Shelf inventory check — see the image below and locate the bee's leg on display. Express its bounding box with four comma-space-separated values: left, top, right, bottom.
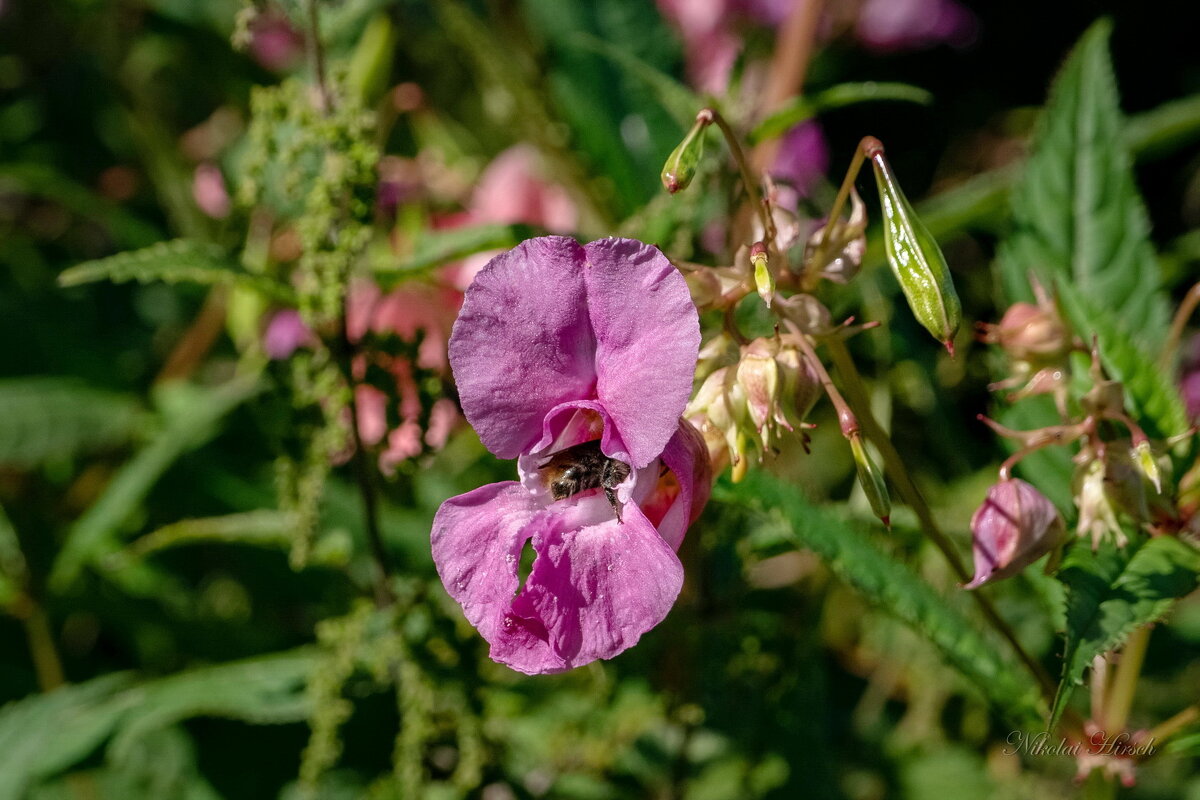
604, 486, 623, 523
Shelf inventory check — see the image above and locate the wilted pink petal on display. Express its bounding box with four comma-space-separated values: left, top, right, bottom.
966, 478, 1065, 589
263, 310, 314, 359
193, 163, 230, 219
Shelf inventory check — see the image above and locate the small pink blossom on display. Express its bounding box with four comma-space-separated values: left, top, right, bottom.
263, 310, 314, 359
854, 0, 977, 53
193, 163, 231, 219
248, 12, 304, 72
432, 236, 710, 673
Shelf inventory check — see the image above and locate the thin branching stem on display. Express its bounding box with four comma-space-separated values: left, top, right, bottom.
821, 336, 1062, 707
702, 108, 777, 249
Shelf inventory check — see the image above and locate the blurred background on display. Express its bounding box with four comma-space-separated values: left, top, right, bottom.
0, 0, 1198, 798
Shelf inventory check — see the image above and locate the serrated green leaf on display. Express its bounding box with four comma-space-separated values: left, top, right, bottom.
1049, 535, 1200, 732
125, 510, 299, 558
1055, 282, 1189, 440
0, 652, 314, 799
58, 239, 293, 301
0, 673, 137, 800
50, 376, 262, 591
750, 82, 934, 144
106, 649, 316, 761
0, 378, 146, 470
999, 19, 1169, 349
720, 472, 1043, 726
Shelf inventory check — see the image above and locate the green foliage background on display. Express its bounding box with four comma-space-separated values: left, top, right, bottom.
1, 1, 1199, 798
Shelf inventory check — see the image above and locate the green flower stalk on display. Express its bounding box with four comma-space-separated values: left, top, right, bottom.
864, 137, 962, 355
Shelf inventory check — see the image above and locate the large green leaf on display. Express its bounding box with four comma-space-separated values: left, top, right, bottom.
1049, 535, 1200, 732
998, 19, 1169, 348
0, 674, 137, 800
58, 239, 294, 301
50, 377, 262, 591
0, 651, 315, 800
0, 379, 146, 470
720, 472, 1043, 726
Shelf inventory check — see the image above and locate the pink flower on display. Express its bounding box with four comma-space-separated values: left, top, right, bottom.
432, 236, 710, 673
263, 309, 314, 359
854, 0, 977, 53
193, 163, 231, 219
770, 120, 830, 200
966, 478, 1066, 589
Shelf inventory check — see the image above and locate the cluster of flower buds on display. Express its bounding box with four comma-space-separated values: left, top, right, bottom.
686, 336, 820, 480
974, 336, 1171, 580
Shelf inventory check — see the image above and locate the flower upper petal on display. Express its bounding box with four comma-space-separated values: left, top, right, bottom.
583, 238, 700, 468
448, 237, 597, 459
490, 499, 684, 674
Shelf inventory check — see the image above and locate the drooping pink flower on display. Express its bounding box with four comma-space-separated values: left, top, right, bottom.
966, 478, 1066, 589
432, 236, 710, 674
770, 120, 830, 201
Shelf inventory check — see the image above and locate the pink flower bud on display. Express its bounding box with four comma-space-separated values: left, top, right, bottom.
966, 479, 1065, 589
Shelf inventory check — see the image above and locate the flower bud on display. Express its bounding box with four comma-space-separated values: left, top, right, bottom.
966, 478, 1066, 589
980, 301, 1070, 363
775, 292, 834, 335
736, 338, 779, 440
661, 111, 711, 194
775, 346, 821, 431
865, 137, 961, 355
849, 433, 890, 526
750, 241, 774, 307
1131, 439, 1161, 494
1073, 458, 1128, 549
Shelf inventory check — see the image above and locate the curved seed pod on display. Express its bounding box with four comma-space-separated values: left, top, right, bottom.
866, 138, 962, 355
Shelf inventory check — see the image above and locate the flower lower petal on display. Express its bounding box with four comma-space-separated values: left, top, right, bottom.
489, 500, 683, 674
431, 482, 540, 643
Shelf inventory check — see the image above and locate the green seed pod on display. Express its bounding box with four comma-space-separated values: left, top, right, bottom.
866, 138, 962, 355
661, 112, 711, 194
849, 433, 891, 527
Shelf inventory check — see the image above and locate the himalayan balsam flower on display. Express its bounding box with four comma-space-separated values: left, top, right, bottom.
966, 478, 1066, 588
432, 236, 710, 674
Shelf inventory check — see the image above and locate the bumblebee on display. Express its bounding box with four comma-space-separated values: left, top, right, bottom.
537, 439, 631, 522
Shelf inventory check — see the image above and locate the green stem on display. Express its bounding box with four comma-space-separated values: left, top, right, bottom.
13, 593, 65, 691
809, 141, 868, 270
703, 108, 776, 249
1138, 703, 1199, 761
822, 336, 1061, 707
1104, 625, 1150, 735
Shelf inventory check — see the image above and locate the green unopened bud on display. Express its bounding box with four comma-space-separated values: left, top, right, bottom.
849, 433, 891, 527
1131, 438, 1162, 494
865, 137, 962, 355
750, 241, 773, 307
661, 110, 712, 194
